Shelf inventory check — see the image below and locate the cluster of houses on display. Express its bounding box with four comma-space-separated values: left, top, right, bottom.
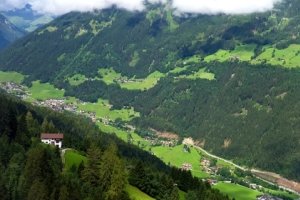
144, 136, 178, 147
35, 99, 77, 112
181, 163, 192, 171
256, 194, 283, 200
0, 82, 28, 99
200, 158, 219, 175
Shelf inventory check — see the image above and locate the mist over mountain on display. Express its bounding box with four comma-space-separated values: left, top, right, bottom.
1, 0, 280, 15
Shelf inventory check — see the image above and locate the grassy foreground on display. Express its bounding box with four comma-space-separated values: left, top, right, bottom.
213, 182, 262, 200
126, 185, 155, 200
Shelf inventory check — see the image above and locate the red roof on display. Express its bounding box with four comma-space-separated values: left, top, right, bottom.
41, 133, 64, 139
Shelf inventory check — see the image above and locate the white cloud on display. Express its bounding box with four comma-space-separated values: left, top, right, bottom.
172, 0, 281, 14
0, 0, 281, 15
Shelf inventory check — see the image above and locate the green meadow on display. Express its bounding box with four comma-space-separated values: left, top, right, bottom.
169, 66, 188, 74
0, 71, 25, 84
78, 98, 139, 122
64, 150, 87, 170
98, 68, 165, 90
179, 190, 186, 200
97, 122, 150, 148
29, 81, 65, 100
252, 44, 300, 68
126, 185, 155, 200
204, 44, 256, 62
67, 74, 87, 86
179, 68, 215, 81
213, 182, 262, 200
98, 68, 122, 85
120, 71, 165, 90
151, 144, 209, 178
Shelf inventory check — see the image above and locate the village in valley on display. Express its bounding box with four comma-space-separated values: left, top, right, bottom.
0, 81, 298, 200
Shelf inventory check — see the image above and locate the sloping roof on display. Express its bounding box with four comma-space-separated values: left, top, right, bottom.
41, 133, 64, 139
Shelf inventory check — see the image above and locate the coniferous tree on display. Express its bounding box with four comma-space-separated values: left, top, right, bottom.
99, 144, 127, 200
81, 145, 102, 199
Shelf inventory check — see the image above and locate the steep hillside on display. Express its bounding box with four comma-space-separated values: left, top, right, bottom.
0, 91, 229, 200
0, 14, 24, 49
1, 0, 300, 181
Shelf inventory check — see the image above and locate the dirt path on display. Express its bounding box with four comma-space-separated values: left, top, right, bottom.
194, 145, 246, 170
61, 148, 72, 164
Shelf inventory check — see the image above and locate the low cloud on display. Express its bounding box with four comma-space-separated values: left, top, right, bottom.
0, 0, 281, 15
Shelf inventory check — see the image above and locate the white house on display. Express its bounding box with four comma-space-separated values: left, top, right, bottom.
41, 133, 64, 148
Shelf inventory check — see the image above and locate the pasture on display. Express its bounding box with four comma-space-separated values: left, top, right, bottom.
67, 74, 87, 86
64, 150, 87, 170
252, 44, 300, 68
204, 44, 256, 62
78, 98, 139, 122
213, 182, 262, 200
29, 81, 64, 100
126, 185, 155, 200
151, 144, 209, 178
0, 71, 25, 84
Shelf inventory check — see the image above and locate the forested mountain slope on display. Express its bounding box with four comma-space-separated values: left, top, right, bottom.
1, 0, 300, 181
0, 14, 24, 49
0, 91, 228, 200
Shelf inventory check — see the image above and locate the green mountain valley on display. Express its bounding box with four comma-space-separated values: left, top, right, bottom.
1, 0, 300, 199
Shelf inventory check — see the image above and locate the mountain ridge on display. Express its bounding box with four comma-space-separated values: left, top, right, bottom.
0, 14, 25, 49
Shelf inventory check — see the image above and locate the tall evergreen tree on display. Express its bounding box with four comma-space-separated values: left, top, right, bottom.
99, 144, 127, 200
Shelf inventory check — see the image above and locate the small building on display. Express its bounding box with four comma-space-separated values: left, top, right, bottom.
41, 133, 64, 148
181, 163, 192, 171
257, 194, 283, 200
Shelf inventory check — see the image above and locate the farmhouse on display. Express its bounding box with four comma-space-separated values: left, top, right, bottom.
41, 133, 64, 148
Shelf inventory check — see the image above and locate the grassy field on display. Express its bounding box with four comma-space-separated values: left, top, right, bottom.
179, 190, 186, 200
67, 74, 87, 86
266, 188, 299, 199
78, 98, 139, 122
98, 68, 165, 90
97, 122, 150, 148
120, 71, 165, 90
252, 44, 300, 68
213, 182, 262, 200
180, 68, 215, 81
204, 44, 256, 63
29, 81, 64, 100
98, 68, 122, 85
0, 71, 25, 84
151, 145, 209, 178
126, 185, 155, 200
169, 66, 188, 74
64, 150, 87, 170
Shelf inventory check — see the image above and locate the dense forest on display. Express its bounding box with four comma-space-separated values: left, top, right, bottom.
0, 91, 229, 200
1, 0, 300, 183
